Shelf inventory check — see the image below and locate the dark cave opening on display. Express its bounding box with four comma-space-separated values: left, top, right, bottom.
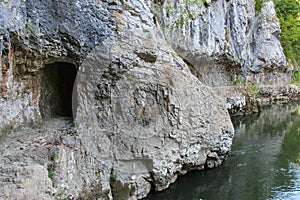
39, 62, 77, 119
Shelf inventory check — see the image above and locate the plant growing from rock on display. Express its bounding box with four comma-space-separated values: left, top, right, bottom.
291, 69, 300, 85
110, 174, 118, 182
163, 0, 204, 27
255, 0, 268, 13
47, 151, 57, 183
233, 77, 246, 86
245, 82, 258, 97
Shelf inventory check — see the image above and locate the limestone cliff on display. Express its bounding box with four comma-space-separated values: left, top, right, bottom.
0, 0, 296, 199
161, 0, 289, 86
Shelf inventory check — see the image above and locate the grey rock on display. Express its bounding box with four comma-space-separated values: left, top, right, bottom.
0, 0, 296, 199
249, 1, 286, 75
0, 163, 54, 200
161, 0, 289, 86
0, 118, 75, 200
0, 0, 234, 198
0, 0, 116, 130
257, 84, 300, 104
68, 14, 234, 196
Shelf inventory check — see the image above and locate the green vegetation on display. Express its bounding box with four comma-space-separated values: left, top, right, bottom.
110, 180, 136, 200
72, 120, 77, 127
274, 0, 300, 66
164, 0, 203, 27
292, 69, 300, 84
25, 24, 36, 35
255, 0, 266, 13
294, 70, 300, 81
180, 0, 202, 20
48, 151, 57, 182
245, 83, 258, 97
234, 77, 246, 86
110, 174, 118, 182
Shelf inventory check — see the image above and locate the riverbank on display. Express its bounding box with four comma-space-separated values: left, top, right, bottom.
214, 83, 300, 116
1, 84, 299, 199
145, 100, 300, 200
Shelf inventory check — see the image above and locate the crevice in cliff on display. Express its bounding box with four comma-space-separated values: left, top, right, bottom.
39, 62, 77, 119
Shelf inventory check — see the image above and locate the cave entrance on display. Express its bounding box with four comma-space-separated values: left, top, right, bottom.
39, 62, 77, 119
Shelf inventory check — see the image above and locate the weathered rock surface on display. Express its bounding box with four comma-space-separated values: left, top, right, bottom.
161, 0, 290, 86
0, 118, 72, 200
214, 84, 300, 116
0, 0, 116, 130
70, 38, 234, 198
0, 0, 297, 199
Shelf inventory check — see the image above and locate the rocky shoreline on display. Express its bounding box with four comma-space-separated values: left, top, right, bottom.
216, 84, 300, 116
1, 84, 299, 199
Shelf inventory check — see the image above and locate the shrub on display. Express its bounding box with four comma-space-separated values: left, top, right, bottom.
110, 174, 118, 182
274, 0, 300, 65
255, 0, 266, 13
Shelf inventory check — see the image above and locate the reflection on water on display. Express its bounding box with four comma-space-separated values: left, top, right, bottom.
145, 102, 300, 200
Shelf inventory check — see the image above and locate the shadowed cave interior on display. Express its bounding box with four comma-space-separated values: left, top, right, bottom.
39, 62, 77, 119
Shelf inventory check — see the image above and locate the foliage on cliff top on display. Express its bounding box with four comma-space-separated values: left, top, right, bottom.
274, 0, 300, 66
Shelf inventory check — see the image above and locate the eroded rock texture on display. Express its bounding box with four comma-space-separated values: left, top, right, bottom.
162, 0, 289, 86
0, 0, 294, 199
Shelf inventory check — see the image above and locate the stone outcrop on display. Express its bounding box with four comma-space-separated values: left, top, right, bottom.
0, 0, 297, 199
214, 84, 300, 116
161, 0, 290, 86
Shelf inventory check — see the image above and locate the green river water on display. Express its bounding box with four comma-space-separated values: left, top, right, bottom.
146, 102, 300, 200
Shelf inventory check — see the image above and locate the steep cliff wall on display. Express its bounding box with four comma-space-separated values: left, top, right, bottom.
155, 0, 298, 115
0, 0, 296, 199
160, 0, 289, 86
0, 0, 116, 130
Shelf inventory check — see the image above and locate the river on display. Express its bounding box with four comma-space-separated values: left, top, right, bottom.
145, 102, 300, 200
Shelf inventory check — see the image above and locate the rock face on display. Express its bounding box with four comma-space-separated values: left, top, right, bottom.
0, 0, 116, 130
162, 0, 289, 86
0, 0, 294, 199
70, 39, 233, 198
